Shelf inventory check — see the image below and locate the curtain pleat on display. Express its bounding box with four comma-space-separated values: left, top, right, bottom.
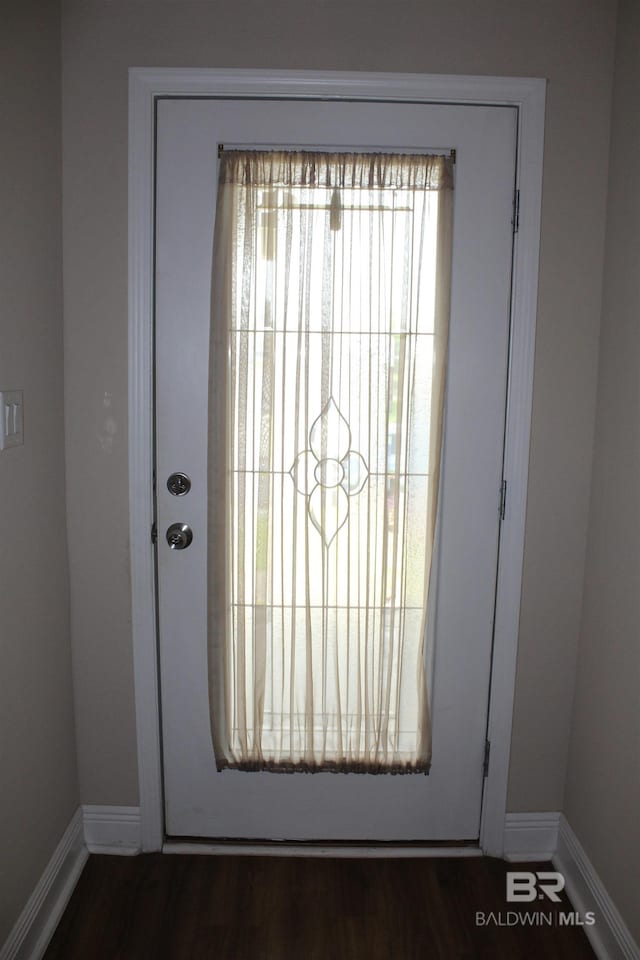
209, 150, 454, 774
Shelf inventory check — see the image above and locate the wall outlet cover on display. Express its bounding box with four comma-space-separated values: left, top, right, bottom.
0, 390, 24, 450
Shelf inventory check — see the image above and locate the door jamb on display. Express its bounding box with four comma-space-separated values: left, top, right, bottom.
128, 67, 546, 855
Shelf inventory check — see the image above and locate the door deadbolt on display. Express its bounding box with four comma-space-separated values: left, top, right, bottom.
167, 472, 191, 496
166, 522, 193, 550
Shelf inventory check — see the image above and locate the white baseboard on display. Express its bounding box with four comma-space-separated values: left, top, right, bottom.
553, 816, 640, 960
503, 811, 561, 861
0, 808, 88, 960
24, 805, 632, 960
81, 805, 141, 855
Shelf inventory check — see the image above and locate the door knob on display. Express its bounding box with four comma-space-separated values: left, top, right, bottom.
166, 522, 193, 550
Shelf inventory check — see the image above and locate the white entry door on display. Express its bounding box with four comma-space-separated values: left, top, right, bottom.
155, 97, 516, 841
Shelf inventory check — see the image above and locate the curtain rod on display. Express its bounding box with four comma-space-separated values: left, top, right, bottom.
217, 144, 456, 163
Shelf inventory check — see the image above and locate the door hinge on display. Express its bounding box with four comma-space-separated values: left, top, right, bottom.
499, 479, 507, 521
512, 188, 520, 234
151, 521, 158, 545
483, 739, 491, 778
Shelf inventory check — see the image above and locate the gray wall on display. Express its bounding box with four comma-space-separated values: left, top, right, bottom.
61, 0, 616, 810
0, 0, 78, 946
564, 0, 640, 944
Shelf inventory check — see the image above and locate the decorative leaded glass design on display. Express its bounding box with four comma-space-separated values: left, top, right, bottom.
290, 398, 369, 546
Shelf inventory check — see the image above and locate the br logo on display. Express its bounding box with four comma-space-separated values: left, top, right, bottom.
506, 871, 565, 903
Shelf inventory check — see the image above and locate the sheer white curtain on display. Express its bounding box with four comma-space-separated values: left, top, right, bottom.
209, 150, 453, 774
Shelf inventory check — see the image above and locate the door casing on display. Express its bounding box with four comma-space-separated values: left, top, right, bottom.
128, 67, 546, 856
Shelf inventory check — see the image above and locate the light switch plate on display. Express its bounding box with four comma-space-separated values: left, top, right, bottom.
0, 390, 24, 450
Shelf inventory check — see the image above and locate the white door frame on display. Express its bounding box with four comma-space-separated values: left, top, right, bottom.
128, 67, 545, 856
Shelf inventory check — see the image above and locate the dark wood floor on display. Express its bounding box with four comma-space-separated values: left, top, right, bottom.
44, 853, 596, 959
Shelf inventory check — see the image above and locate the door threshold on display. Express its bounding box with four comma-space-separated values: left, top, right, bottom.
162, 837, 483, 858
